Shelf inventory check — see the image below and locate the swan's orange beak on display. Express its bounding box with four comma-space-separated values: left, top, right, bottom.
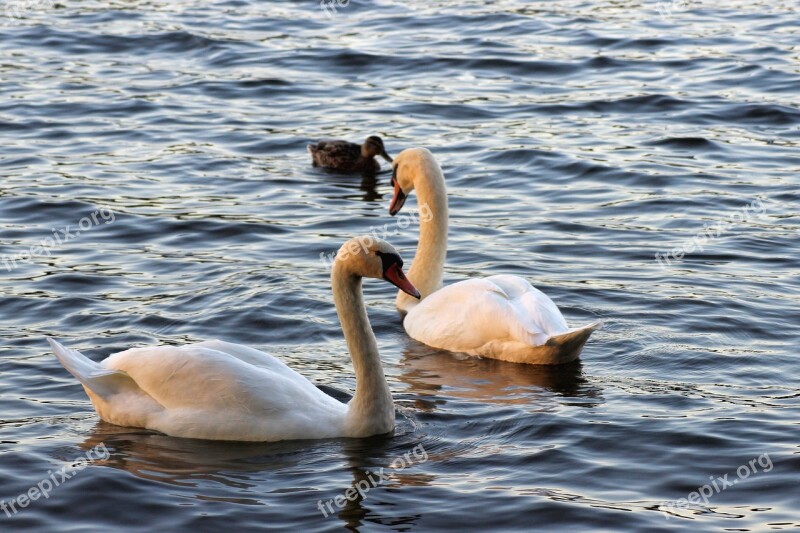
389, 169, 407, 216
384, 263, 420, 299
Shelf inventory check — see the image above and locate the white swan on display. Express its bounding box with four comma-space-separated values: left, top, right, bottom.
47, 236, 421, 442
388, 148, 600, 365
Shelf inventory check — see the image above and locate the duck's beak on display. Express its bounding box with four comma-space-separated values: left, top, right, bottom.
389, 169, 407, 216
384, 263, 420, 299
381, 150, 393, 163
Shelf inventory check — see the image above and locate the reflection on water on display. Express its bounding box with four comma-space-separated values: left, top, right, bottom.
316, 168, 389, 204
78, 423, 317, 488
398, 340, 602, 406
78, 419, 436, 531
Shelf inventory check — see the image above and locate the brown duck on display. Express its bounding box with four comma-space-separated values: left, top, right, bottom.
308, 136, 392, 174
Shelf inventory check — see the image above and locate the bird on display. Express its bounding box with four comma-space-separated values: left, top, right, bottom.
387, 147, 601, 365
47, 236, 421, 442
308, 135, 392, 174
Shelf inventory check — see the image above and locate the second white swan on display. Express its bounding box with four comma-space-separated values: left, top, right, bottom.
388, 148, 600, 365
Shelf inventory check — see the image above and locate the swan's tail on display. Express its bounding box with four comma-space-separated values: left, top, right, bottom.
544, 321, 602, 363
47, 338, 132, 400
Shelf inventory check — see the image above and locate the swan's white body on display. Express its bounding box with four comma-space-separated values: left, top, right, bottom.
48, 339, 350, 441
391, 148, 600, 364
48, 237, 414, 442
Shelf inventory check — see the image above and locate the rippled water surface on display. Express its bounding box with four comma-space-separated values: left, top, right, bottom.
2, 0, 799, 531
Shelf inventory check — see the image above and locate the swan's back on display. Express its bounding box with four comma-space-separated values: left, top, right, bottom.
403, 275, 592, 364
76, 341, 348, 441
105, 343, 323, 410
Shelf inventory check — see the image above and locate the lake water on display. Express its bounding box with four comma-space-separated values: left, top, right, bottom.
1, 0, 799, 531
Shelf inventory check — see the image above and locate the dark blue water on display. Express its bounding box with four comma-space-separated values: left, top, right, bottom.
1, 0, 799, 531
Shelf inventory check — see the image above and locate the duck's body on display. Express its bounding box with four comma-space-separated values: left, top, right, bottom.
308, 136, 392, 174
390, 148, 600, 365
48, 237, 420, 442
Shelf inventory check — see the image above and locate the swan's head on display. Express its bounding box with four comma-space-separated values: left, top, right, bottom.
334, 236, 420, 298
362, 136, 392, 163
389, 147, 438, 216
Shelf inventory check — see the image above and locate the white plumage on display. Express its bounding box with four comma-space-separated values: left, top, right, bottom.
49, 339, 348, 441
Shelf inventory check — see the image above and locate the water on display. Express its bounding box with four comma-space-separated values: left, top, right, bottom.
1, 0, 799, 530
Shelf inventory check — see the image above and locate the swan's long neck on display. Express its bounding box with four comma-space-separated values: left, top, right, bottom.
332, 264, 394, 436
397, 160, 448, 311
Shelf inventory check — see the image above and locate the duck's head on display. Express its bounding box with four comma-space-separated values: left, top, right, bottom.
334, 236, 420, 298
362, 136, 392, 163
389, 147, 438, 216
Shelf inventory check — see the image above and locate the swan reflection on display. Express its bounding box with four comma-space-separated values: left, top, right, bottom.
77, 414, 433, 531
396, 339, 603, 408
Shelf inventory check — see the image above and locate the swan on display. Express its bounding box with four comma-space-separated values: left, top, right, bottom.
388, 148, 601, 365
47, 236, 421, 442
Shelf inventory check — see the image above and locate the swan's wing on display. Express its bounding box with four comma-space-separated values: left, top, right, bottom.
404, 276, 569, 352
192, 340, 299, 378
194, 340, 355, 403
103, 344, 341, 414
486, 275, 569, 337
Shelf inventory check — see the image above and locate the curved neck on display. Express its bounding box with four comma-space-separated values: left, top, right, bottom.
331, 264, 394, 435
397, 162, 448, 311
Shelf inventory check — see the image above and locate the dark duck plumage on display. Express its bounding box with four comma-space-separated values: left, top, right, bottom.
308, 136, 392, 174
